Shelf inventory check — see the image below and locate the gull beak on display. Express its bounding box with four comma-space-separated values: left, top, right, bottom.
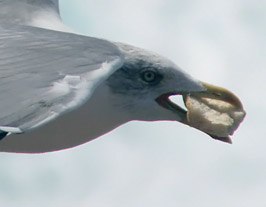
156, 81, 246, 144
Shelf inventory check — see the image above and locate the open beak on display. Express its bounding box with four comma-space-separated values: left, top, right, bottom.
156, 81, 246, 144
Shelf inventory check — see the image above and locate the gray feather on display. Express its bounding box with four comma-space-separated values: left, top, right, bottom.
0, 0, 60, 25
0, 24, 123, 131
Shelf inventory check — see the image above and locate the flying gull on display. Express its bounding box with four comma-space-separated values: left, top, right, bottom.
0, 0, 245, 153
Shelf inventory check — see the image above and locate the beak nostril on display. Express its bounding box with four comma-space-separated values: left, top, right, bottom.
213, 92, 222, 97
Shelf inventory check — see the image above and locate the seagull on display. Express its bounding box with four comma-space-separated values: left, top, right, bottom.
0, 0, 245, 153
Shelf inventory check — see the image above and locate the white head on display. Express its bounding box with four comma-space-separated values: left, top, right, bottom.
106, 43, 205, 123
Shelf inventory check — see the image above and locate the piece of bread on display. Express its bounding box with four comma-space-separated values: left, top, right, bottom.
184, 82, 246, 139
185, 95, 245, 137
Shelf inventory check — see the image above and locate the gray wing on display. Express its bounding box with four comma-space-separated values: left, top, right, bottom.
0, 24, 123, 133
0, 0, 66, 31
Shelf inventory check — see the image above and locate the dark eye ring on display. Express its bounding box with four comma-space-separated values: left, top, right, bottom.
141, 70, 157, 83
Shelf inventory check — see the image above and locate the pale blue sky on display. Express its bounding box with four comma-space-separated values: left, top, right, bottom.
1, 0, 266, 206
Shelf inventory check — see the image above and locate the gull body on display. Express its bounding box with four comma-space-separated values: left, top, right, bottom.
0, 0, 232, 153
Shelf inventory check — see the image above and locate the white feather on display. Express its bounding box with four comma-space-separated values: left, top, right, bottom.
0, 126, 22, 133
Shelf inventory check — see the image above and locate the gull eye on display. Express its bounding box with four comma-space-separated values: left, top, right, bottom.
141, 69, 161, 84
142, 71, 156, 82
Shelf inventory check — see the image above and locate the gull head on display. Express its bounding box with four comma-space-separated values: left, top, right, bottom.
107, 43, 245, 143
107, 43, 204, 123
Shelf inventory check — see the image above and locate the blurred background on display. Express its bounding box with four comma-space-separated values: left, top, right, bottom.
0, 0, 265, 206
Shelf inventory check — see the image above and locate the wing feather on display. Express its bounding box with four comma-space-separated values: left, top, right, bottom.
0, 24, 123, 132
0, 0, 67, 31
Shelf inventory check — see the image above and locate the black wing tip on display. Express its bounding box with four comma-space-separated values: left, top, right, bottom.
0, 131, 8, 140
